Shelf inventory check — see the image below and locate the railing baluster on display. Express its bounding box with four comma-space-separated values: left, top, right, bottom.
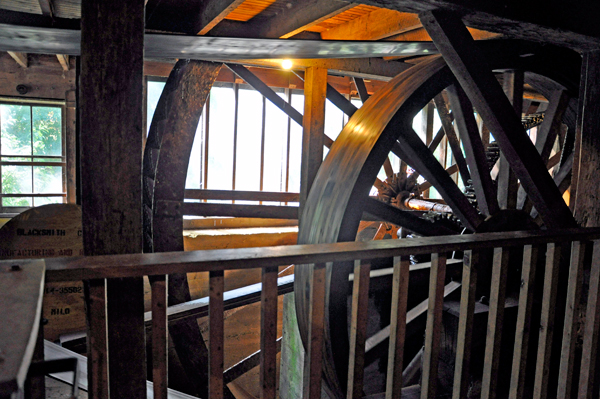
558, 241, 587, 398
509, 244, 541, 399
151, 275, 168, 399
347, 260, 371, 399
482, 247, 510, 399
210, 270, 225, 399
421, 252, 447, 399
304, 262, 327, 399
260, 266, 278, 399
386, 254, 410, 399
84, 278, 108, 399
578, 240, 600, 399
452, 250, 479, 399
533, 242, 563, 399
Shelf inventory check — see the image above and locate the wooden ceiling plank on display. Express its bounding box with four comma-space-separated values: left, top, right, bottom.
7, 51, 27, 68
321, 9, 421, 41
56, 53, 69, 71
197, 0, 247, 35
211, 0, 356, 38
420, 10, 576, 228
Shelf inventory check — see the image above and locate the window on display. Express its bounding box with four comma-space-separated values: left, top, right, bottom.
0, 102, 65, 213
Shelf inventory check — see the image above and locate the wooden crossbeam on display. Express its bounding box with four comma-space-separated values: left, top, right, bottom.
197, 0, 246, 35
56, 54, 69, 71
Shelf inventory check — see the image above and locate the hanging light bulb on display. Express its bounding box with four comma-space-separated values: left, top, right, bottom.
281, 59, 293, 70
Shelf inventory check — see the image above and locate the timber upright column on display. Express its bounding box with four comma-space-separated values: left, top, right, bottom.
80, 0, 146, 398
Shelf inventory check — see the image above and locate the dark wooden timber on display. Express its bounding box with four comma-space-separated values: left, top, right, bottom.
0, 261, 45, 398
183, 202, 299, 219
80, 0, 146, 397
574, 51, 600, 227
509, 245, 540, 399
447, 84, 499, 216
579, 241, 600, 398
557, 241, 587, 399
434, 93, 471, 185
533, 243, 563, 399
260, 266, 278, 399
83, 279, 108, 399
354, 77, 370, 103
421, 253, 447, 399
347, 260, 371, 399
452, 250, 478, 399
420, 11, 577, 228
0, 23, 439, 60
300, 67, 327, 222
144, 59, 223, 398
151, 275, 168, 399
385, 255, 410, 399
305, 263, 326, 399
481, 247, 510, 399
209, 270, 225, 399
496, 70, 523, 210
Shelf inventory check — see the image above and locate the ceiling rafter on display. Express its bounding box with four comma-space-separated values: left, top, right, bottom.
7, 51, 27, 68
211, 0, 356, 39
197, 0, 247, 35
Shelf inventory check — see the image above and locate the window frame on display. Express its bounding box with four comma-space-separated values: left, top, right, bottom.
0, 97, 67, 215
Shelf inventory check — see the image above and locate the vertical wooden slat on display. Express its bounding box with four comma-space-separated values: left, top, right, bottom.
421, 252, 447, 399
452, 250, 479, 399
304, 262, 327, 399
299, 67, 327, 221
210, 270, 225, 399
422, 102, 434, 198
259, 96, 267, 196
386, 254, 411, 399
578, 240, 600, 398
260, 266, 278, 399
151, 275, 168, 399
84, 279, 108, 399
481, 247, 510, 399
533, 242, 563, 399
203, 93, 210, 190
232, 84, 239, 194
509, 245, 541, 399
557, 241, 587, 399
347, 260, 371, 399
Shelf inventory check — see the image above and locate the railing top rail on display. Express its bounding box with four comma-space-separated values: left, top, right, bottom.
16, 227, 600, 282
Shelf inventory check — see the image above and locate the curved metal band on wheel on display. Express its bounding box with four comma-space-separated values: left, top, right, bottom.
294, 41, 580, 397
143, 59, 222, 397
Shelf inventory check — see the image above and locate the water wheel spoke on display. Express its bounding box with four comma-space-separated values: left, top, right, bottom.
405, 126, 444, 182
420, 10, 576, 228
397, 125, 483, 231
517, 88, 571, 209
447, 84, 500, 216
363, 198, 455, 236
433, 92, 471, 185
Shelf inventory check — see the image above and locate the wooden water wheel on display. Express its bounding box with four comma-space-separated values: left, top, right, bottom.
293, 36, 581, 398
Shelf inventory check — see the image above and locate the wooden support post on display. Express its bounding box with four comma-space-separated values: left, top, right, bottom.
65, 90, 77, 204
80, 0, 146, 397
151, 275, 168, 399
421, 252, 447, 399
260, 266, 278, 399
574, 51, 600, 227
304, 263, 327, 399
347, 260, 371, 399
209, 270, 225, 399
299, 67, 327, 223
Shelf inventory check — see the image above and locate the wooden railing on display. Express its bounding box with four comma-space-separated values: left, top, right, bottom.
5, 227, 600, 398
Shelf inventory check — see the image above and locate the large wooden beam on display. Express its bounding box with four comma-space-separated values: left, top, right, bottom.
321, 9, 420, 40
197, 0, 246, 35
80, 1, 146, 398
299, 67, 328, 223
421, 11, 576, 228
574, 51, 600, 227
362, 0, 600, 50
